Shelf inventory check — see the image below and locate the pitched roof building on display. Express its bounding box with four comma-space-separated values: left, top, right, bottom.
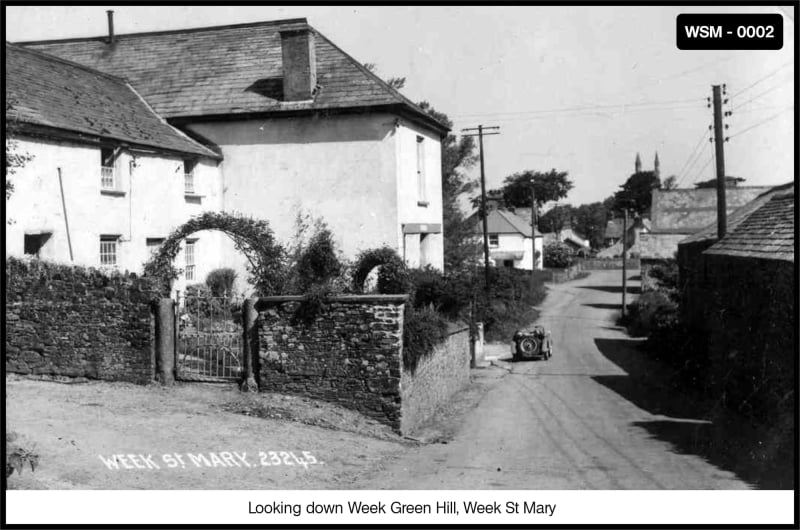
5, 44, 218, 159
13, 16, 450, 280
20, 18, 448, 133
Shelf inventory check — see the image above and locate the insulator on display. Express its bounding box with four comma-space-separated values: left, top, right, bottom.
724, 99, 728, 104
725, 124, 729, 129
725, 137, 729, 142
708, 125, 713, 130
707, 104, 711, 108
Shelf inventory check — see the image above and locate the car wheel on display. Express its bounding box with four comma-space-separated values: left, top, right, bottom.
518, 337, 539, 357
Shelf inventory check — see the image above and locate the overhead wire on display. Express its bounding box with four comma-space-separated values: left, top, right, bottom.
728, 111, 791, 140
675, 130, 711, 187
728, 61, 792, 98
451, 97, 703, 119
730, 76, 793, 111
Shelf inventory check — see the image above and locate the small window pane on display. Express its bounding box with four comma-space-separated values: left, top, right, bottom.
185, 241, 196, 281
100, 237, 117, 265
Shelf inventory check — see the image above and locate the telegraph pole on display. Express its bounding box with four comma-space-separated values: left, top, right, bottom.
530, 179, 537, 277
711, 84, 728, 238
621, 208, 628, 319
462, 125, 500, 295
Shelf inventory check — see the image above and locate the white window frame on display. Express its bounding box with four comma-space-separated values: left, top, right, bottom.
100, 236, 118, 266
184, 240, 196, 281
416, 136, 427, 203
184, 159, 197, 194
100, 147, 117, 190
489, 234, 499, 248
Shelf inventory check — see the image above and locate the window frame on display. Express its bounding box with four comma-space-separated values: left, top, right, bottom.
416, 135, 427, 204
100, 147, 117, 190
99, 235, 119, 266
488, 234, 499, 248
184, 239, 196, 281
183, 159, 197, 194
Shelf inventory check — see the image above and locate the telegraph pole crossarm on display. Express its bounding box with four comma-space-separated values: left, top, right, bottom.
461, 125, 501, 298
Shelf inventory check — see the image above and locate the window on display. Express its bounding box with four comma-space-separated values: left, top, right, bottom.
184, 159, 197, 194
100, 236, 118, 266
146, 238, 165, 258
101, 147, 116, 190
416, 136, 427, 203
489, 234, 499, 247
185, 240, 196, 281
24, 233, 52, 257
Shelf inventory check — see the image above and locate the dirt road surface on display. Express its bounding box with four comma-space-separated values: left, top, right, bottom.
7, 270, 775, 490
365, 270, 754, 489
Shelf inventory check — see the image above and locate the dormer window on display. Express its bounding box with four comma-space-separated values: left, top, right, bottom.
183, 159, 197, 194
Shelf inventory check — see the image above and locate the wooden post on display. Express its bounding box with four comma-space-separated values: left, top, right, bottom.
621, 209, 628, 318
712, 84, 727, 239
155, 298, 175, 385
240, 298, 259, 392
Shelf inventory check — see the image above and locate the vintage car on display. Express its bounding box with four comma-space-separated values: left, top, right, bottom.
511, 326, 553, 361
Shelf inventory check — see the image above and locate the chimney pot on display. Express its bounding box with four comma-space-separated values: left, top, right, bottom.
279, 27, 317, 101
107, 10, 115, 45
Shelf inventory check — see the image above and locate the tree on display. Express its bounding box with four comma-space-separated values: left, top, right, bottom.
612, 170, 660, 215
695, 176, 746, 189
362, 63, 406, 90
539, 204, 574, 234
493, 169, 574, 209
662, 175, 678, 190
572, 202, 609, 249
5, 100, 34, 201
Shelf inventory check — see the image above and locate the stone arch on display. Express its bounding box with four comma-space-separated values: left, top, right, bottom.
143, 211, 285, 295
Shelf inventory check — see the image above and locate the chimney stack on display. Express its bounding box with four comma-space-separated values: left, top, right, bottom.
279, 27, 317, 101
107, 10, 115, 45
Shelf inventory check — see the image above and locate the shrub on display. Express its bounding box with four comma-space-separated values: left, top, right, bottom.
543, 242, 575, 269
6, 431, 38, 478
205, 268, 237, 298
625, 290, 678, 337
294, 226, 342, 291
403, 305, 449, 373
352, 247, 412, 295
647, 260, 679, 292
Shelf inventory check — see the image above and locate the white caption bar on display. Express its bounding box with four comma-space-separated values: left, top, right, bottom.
6, 490, 795, 525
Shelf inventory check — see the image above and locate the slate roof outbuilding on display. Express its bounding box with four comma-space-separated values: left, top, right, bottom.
476, 209, 542, 237
5, 43, 219, 159
649, 187, 771, 234
20, 19, 449, 134
704, 187, 794, 262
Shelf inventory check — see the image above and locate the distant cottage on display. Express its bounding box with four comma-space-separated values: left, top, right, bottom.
8, 17, 449, 293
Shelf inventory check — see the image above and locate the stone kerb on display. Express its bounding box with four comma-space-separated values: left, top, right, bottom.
256, 294, 408, 431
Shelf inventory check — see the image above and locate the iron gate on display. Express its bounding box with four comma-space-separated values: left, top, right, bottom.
176, 292, 243, 382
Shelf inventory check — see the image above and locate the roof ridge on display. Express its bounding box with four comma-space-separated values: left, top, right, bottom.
14, 18, 309, 45
5, 42, 130, 85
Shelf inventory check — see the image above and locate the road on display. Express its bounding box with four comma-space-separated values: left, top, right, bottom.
366, 270, 751, 489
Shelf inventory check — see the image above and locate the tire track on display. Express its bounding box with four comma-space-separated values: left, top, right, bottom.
515, 374, 667, 489
507, 375, 622, 488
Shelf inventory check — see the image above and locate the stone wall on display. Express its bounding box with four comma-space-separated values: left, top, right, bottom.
579, 258, 641, 270
5, 258, 159, 383
704, 254, 795, 422
256, 295, 407, 430
400, 324, 471, 434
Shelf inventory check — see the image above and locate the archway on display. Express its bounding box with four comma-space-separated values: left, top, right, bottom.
143, 211, 285, 296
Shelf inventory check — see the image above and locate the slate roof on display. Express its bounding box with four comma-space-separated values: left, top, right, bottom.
705, 187, 794, 262
475, 209, 542, 237
20, 19, 449, 134
681, 182, 794, 245
5, 44, 219, 159
649, 187, 771, 234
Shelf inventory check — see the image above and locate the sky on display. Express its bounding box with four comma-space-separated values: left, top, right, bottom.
5, 5, 796, 206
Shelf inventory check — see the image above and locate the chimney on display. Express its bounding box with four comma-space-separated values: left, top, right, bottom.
107, 10, 115, 45
279, 27, 317, 101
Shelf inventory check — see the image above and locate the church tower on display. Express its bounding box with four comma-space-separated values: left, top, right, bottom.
635, 152, 642, 173
654, 152, 660, 177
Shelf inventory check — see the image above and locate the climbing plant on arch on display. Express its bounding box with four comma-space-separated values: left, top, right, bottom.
143, 211, 286, 295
